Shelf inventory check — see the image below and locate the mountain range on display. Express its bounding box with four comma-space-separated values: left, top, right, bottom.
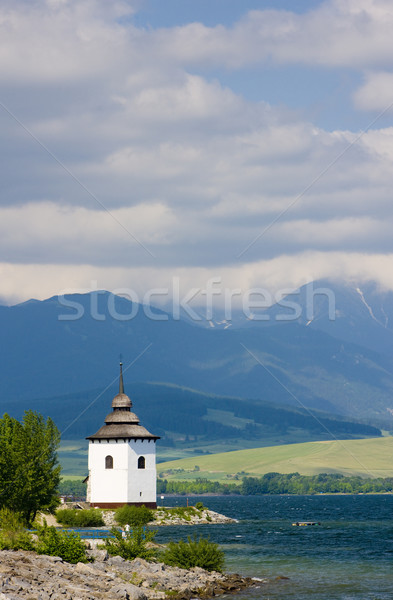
1, 280, 393, 436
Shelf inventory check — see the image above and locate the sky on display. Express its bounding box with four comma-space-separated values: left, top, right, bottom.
2, 0, 393, 307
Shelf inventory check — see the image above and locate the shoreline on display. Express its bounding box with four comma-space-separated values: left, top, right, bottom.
59, 504, 237, 528
100, 507, 236, 528
0, 549, 257, 600
156, 491, 393, 496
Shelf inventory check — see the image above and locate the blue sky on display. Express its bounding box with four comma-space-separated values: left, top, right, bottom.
133, 0, 319, 28
1, 0, 393, 305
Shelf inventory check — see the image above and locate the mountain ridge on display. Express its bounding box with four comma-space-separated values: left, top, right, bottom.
1, 283, 393, 429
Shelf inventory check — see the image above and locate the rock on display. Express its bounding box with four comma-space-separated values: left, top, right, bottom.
176, 586, 192, 600
111, 583, 147, 600
75, 562, 99, 576
0, 549, 256, 600
107, 555, 126, 565
86, 548, 109, 562
43, 555, 63, 563
98, 507, 237, 529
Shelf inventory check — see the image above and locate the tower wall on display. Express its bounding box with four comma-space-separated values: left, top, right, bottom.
126, 439, 157, 504
88, 438, 157, 508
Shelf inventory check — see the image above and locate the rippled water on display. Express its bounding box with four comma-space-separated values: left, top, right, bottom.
154, 495, 393, 600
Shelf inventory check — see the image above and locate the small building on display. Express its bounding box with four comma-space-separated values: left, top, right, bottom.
86, 363, 160, 508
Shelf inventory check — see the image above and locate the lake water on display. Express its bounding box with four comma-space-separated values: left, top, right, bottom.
154, 495, 393, 600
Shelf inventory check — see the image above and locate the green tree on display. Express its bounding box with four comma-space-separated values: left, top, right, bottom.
0, 411, 61, 524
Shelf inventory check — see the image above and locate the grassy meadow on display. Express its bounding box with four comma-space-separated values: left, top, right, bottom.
58, 436, 393, 481
158, 437, 393, 480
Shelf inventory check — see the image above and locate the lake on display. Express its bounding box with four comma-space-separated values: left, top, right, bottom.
154, 495, 393, 600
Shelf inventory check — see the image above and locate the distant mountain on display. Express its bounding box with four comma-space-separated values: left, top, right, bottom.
260, 280, 393, 357
1, 289, 393, 428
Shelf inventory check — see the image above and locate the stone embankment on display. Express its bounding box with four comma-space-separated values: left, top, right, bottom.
100, 508, 237, 528
0, 550, 256, 600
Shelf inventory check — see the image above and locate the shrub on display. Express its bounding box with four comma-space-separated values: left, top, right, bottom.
114, 505, 154, 527
195, 502, 204, 510
162, 506, 197, 521
162, 535, 225, 572
56, 508, 104, 527
0, 508, 34, 551
104, 526, 157, 561
35, 522, 89, 563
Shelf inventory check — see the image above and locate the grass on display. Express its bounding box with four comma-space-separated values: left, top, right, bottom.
59, 436, 393, 480
157, 437, 393, 479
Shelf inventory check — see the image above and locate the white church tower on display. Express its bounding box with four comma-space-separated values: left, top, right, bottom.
86, 363, 160, 508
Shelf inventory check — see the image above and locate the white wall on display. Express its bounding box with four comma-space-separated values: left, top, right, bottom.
88, 438, 157, 505
126, 439, 157, 504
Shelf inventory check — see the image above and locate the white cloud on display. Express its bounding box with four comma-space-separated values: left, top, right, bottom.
0, 0, 393, 303
4, 251, 393, 308
0, 201, 177, 263
150, 0, 393, 70
353, 71, 393, 111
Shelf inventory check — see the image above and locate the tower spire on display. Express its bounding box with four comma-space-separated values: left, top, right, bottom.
119, 361, 124, 394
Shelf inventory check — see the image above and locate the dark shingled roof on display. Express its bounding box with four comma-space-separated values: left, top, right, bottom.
86, 363, 160, 441
87, 422, 159, 440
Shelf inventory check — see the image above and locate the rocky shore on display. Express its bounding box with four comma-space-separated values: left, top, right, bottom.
103, 508, 236, 528
0, 549, 256, 600
60, 504, 237, 528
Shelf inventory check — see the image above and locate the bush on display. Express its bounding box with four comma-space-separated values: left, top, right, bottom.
104, 526, 157, 561
162, 506, 197, 521
56, 508, 104, 527
35, 522, 89, 563
0, 509, 34, 551
195, 502, 204, 510
162, 534, 225, 572
114, 505, 154, 527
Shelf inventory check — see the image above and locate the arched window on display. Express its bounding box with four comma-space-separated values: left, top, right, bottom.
105, 455, 113, 469
138, 456, 145, 469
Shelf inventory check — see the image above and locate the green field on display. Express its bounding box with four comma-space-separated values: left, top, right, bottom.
158, 437, 393, 480
58, 440, 88, 476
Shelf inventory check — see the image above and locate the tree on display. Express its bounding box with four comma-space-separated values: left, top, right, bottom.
0, 411, 61, 524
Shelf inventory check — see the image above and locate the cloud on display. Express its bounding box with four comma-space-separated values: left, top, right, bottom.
353, 71, 393, 111
0, 0, 136, 83
1, 0, 393, 304
0, 201, 176, 265
150, 0, 393, 70
4, 251, 393, 308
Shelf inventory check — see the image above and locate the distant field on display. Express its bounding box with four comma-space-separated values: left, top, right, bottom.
58, 440, 88, 476
158, 437, 393, 479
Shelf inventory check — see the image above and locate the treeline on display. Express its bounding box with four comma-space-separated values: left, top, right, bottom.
157, 473, 393, 495
59, 473, 393, 499
157, 479, 240, 495
239, 472, 393, 494
58, 479, 87, 498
